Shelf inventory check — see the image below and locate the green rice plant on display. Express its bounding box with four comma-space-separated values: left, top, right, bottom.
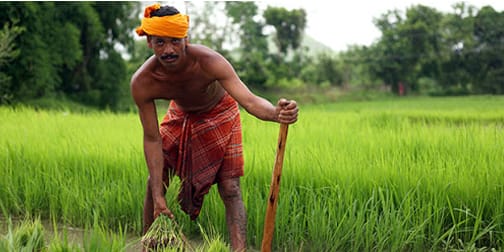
1, 95, 504, 251
0, 216, 45, 251
205, 239, 229, 252
46, 227, 82, 252
198, 223, 229, 252
82, 213, 128, 252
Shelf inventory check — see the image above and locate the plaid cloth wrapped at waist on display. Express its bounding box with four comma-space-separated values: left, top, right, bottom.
159, 92, 244, 219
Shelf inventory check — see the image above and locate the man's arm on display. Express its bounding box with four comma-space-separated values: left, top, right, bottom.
131, 80, 173, 219
207, 52, 298, 124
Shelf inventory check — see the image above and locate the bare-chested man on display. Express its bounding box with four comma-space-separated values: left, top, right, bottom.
131, 4, 298, 251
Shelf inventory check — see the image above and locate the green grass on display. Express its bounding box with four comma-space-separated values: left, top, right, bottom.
1, 95, 504, 251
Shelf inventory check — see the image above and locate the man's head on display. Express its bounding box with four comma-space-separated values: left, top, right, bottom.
150, 5, 180, 17
136, 4, 190, 68
135, 3, 189, 38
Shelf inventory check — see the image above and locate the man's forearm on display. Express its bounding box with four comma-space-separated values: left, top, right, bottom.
244, 96, 278, 122
144, 139, 165, 199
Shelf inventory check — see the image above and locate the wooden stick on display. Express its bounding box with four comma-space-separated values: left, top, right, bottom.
261, 123, 289, 252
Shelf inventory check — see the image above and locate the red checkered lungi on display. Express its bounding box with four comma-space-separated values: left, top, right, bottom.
159, 92, 244, 219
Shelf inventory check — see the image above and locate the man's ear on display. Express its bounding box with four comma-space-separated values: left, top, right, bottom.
147, 36, 153, 48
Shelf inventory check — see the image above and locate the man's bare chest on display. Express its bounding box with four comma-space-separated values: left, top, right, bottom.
149, 76, 218, 100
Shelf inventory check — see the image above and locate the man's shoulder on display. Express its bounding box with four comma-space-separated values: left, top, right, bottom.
188, 44, 229, 74
189, 44, 221, 59
131, 56, 157, 85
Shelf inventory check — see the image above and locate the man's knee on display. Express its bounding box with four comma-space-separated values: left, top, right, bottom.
218, 178, 242, 202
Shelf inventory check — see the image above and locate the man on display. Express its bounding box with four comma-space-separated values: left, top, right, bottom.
131, 4, 298, 251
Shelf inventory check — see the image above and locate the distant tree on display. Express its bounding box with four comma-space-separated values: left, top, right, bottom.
0, 2, 70, 99
472, 6, 504, 94
369, 9, 407, 94
127, 39, 153, 77
438, 2, 477, 94
313, 53, 343, 86
403, 5, 443, 91
263, 6, 308, 86
0, 22, 23, 66
370, 5, 443, 95
224, 2, 270, 87
340, 45, 380, 87
0, 2, 139, 109
0, 21, 24, 104
187, 2, 230, 57
57, 2, 139, 109
263, 7, 306, 56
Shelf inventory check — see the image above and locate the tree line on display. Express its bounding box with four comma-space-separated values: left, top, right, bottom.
0, 2, 503, 110
344, 3, 504, 96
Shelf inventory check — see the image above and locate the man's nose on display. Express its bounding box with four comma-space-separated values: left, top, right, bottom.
163, 44, 175, 54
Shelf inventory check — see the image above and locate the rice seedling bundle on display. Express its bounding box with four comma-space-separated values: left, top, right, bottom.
141, 215, 183, 251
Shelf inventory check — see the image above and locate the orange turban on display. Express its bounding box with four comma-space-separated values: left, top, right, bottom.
135, 3, 189, 38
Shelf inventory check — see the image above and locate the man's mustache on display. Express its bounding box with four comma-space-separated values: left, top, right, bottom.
161, 53, 178, 60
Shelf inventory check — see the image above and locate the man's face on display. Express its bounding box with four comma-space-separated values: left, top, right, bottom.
148, 35, 187, 67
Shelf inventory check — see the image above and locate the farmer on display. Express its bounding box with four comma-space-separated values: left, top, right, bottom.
131, 4, 298, 251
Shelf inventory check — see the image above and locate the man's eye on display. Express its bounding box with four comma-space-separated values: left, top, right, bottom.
171, 39, 181, 44
156, 39, 164, 45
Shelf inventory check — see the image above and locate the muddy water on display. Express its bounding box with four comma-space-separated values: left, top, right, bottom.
0, 217, 263, 251
0, 218, 143, 251
0, 218, 219, 251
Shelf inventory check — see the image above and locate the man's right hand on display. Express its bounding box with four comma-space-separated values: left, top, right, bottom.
276, 98, 298, 124
153, 196, 174, 219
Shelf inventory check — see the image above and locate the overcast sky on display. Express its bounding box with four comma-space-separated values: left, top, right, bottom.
262, 0, 504, 52
163, 1, 504, 52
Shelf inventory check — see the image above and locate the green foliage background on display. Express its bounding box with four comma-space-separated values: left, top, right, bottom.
1, 2, 503, 111
0, 2, 140, 110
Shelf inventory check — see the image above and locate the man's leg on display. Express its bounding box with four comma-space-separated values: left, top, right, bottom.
218, 177, 247, 252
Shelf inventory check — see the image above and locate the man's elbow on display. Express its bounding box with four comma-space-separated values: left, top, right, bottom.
143, 134, 162, 144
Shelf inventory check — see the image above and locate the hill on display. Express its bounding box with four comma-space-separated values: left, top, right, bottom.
266, 32, 337, 58
302, 33, 337, 56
